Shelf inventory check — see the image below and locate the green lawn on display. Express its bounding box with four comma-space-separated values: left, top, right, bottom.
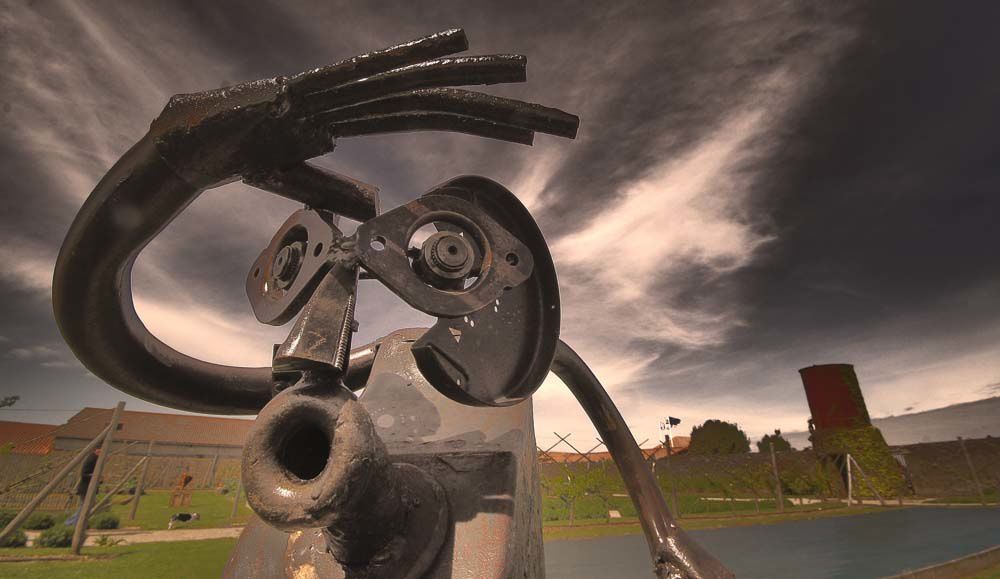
0, 506, 900, 576
0, 538, 235, 578
105, 490, 251, 530
969, 564, 1000, 578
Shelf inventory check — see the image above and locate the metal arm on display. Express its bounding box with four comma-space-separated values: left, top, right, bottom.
551, 340, 735, 579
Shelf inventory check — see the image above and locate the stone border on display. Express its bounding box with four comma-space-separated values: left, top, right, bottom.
886, 544, 1000, 579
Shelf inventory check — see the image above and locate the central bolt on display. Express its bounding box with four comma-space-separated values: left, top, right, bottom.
272, 242, 304, 289
420, 231, 475, 280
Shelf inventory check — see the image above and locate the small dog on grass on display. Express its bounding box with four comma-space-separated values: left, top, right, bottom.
167, 512, 200, 529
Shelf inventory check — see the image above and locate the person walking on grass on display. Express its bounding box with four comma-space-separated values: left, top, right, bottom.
64, 448, 100, 526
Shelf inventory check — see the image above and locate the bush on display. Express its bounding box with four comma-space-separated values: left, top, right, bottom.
0, 529, 27, 548
95, 535, 124, 547
36, 526, 74, 548
0, 510, 16, 529
23, 513, 55, 530
91, 513, 119, 530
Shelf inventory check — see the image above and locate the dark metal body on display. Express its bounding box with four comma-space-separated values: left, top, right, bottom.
225, 329, 544, 579
51, 28, 732, 579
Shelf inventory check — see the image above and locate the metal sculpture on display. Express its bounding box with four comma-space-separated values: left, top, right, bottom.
52, 29, 733, 578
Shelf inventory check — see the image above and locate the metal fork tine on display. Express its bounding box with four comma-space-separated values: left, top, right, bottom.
313, 88, 579, 139
328, 112, 535, 145
300, 55, 527, 116
288, 29, 469, 96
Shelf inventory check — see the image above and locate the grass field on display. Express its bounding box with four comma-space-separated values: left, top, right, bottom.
1, 490, 252, 533
970, 563, 1000, 579
0, 538, 235, 578
0, 506, 911, 577
105, 490, 252, 530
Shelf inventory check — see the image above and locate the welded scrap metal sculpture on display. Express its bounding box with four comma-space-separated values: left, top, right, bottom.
52, 29, 733, 579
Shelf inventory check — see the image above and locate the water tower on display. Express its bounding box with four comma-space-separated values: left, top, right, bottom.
799, 364, 904, 498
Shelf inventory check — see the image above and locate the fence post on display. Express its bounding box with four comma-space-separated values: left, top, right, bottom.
848, 454, 885, 506
846, 453, 853, 506
129, 441, 154, 521
89, 457, 147, 515
958, 437, 987, 506
205, 450, 220, 489
0, 423, 112, 544
769, 444, 784, 513
72, 401, 125, 554
665, 436, 680, 518
231, 477, 243, 519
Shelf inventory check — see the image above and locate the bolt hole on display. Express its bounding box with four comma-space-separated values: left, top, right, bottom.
371, 236, 386, 251
280, 424, 330, 481
313, 243, 324, 257
505, 253, 519, 266
253, 267, 261, 278
447, 245, 458, 255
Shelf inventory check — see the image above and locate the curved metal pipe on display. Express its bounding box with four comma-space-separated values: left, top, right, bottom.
329, 112, 535, 144
51, 133, 383, 415
287, 29, 469, 96
301, 55, 527, 114
52, 135, 274, 415
551, 340, 734, 579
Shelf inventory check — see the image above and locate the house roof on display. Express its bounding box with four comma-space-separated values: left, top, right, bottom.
0, 420, 57, 455
57, 407, 254, 448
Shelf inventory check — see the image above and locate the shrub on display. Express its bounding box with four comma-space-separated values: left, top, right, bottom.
23, 513, 55, 530
95, 535, 124, 547
0, 510, 16, 529
0, 529, 27, 548
36, 526, 74, 548
91, 513, 120, 530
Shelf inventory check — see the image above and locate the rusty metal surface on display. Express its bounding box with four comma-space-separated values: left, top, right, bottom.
244, 163, 380, 223
240, 370, 449, 575
355, 192, 533, 318
411, 177, 560, 408
226, 329, 543, 578
360, 329, 545, 579
246, 209, 344, 326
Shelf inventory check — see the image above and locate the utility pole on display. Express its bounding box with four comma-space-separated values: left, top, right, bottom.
129, 441, 155, 521
769, 442, 785, 513
72, 401, 125, 554
958, 437, 987, 506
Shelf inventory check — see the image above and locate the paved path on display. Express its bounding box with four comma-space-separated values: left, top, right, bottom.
26, 526, 244, 546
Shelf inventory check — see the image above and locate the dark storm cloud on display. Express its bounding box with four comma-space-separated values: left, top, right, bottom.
1, 1, 998, 445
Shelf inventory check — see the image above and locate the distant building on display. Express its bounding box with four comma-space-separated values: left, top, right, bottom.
55, 407, 254, 458
0, 420, 57, 455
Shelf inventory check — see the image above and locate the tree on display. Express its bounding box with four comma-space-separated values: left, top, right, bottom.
0, 396, 19, 408
688, 419, 751, 455
757, 429, 792, 453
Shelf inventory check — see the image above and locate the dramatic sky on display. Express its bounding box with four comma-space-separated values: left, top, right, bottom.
2, 2, 999, 449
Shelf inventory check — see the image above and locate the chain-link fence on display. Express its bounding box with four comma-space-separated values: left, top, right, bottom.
537, 433, 1000, 526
